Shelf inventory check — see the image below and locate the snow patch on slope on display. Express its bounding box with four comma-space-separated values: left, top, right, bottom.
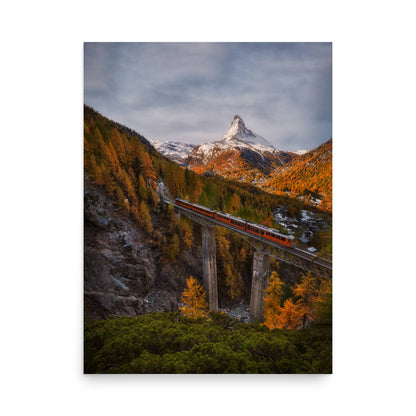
150, 139, 195, 165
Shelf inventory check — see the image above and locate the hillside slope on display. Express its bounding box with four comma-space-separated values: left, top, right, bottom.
84, 177, 203, 320
263, 139, 332, 211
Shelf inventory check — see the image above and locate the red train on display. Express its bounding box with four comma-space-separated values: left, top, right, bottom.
175, 198, 294, 247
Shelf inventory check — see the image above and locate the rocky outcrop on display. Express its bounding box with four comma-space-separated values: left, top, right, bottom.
84, 179, 202, 321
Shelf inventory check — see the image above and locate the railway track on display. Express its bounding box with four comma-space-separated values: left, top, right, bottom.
164, 197, 332, 273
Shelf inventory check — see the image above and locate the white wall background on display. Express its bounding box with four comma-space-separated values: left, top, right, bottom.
1, 1, 415, 415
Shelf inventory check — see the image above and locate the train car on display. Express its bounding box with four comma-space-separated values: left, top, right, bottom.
175, 198, 194, 210
191, 203, 216, 218
266, 230, 295, 247
175, 198, 295, 247
215, 212, 246, 230
246, 222, 294, 247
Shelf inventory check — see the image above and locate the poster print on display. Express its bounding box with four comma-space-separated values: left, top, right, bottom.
84, 43, 332, 374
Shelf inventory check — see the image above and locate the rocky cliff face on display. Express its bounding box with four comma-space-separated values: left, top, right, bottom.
84, 179, 202, 321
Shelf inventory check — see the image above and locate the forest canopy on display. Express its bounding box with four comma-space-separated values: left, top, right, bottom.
84, 312, 332, 374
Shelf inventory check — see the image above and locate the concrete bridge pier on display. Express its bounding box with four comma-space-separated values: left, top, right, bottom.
249, 250, 270, 323
202, 225, 218, 312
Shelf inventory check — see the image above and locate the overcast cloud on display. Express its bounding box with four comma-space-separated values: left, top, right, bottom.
84, 43, 332, 152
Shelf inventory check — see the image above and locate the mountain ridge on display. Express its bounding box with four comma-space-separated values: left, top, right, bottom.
150, 139, 195, 166
187, 115, 297, 184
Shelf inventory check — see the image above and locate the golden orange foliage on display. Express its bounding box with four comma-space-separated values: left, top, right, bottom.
263, 271, 284, 329
178, 217, 193, 250
139, 200, 153, 235
179, 276, 208, 318
293, 271, 319, 326
313, 279, 332, 323
264, 270, 331, 330
275, 299, 304, 330
139, 152, 157, 188
263, 272, 303, 330
265, 139, 332, 211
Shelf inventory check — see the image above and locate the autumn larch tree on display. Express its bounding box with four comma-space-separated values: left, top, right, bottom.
179, 276, 208, 318
293, 271, 319, 328
139, 200, 153, 235
276, 299, 304, 330
314, 278, 332, 323
178, 217, 193, 250
263, 271, 284, 330
137, 174, 147, 200
140, 152, 157, 189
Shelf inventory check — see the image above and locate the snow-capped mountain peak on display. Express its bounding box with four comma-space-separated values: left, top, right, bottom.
223, 115, 251, 140
187, 115, 287, 174
221, 115, 276, 152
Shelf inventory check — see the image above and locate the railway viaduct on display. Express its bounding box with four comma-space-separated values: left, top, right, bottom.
165, 198, 332, 323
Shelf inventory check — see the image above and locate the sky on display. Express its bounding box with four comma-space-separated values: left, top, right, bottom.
84, 43, 332, 152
